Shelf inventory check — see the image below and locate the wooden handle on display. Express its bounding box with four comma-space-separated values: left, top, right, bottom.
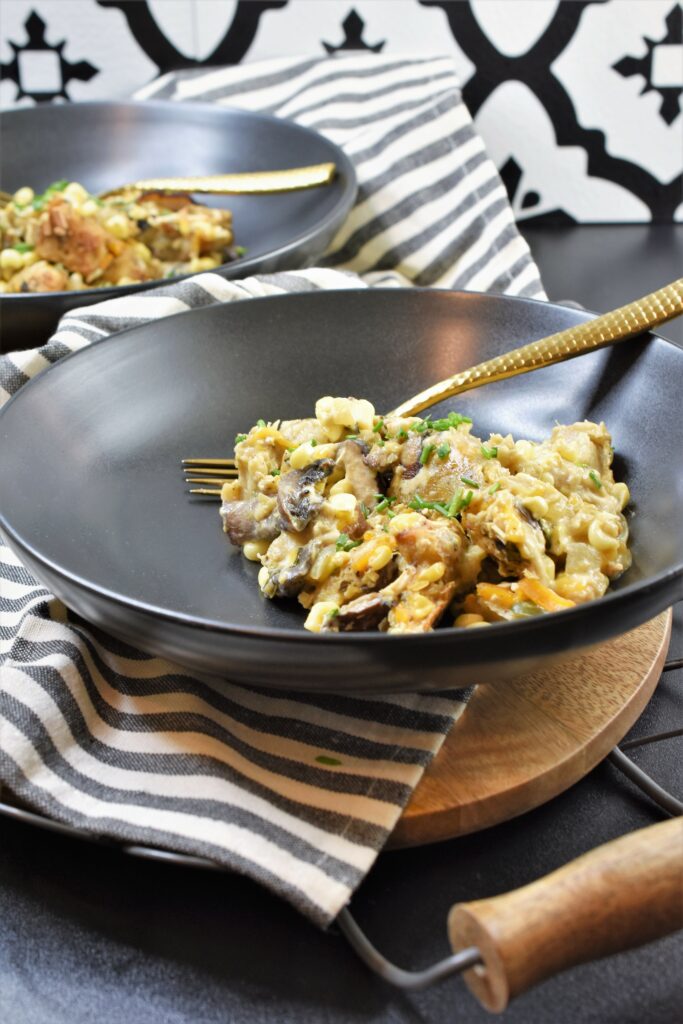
448, 817, 683, 1012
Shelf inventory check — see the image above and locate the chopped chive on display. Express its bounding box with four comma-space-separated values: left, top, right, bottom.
256, 418, 266, 428
589, 470, 602, 489
345, 434, 359, 440
419, 443, 435, 465
270, 469, 281, 477
376, 438, 385, 447
235, 245, 247, 256
310, 439, 318, 446
315, 755, 343, 766
488, 482, 502, 495
336, 533, 362, 552
372, 418, 384, 433
374, 494, 396, 503
437, 443, 449, 459
375, 498, 390, 513
234, 433, 247, 444
460, 475, 479, 488
481, 444, 498, 459
360, 502, 370, 518
386, 509, 397, 519
396, 429, 408, 442
12, 242, 33, 253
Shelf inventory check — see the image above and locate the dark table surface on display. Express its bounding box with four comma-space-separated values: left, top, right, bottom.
1, 224, 682, 1024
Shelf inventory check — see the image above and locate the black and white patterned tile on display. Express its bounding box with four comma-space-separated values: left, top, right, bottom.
0, 0, 681, 223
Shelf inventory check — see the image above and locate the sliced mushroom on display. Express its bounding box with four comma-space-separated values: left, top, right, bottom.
277, 458, 335, 532
220, 498, 280, 546
335, 592, 392, 632
260, 545, 314, 599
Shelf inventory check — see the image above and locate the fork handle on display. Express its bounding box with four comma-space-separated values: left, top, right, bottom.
391, 278, 683, 418
103, 163, 336, 198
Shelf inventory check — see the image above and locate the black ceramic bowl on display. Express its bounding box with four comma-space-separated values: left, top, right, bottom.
0, 289, 681, 692
0, 102, 357, 352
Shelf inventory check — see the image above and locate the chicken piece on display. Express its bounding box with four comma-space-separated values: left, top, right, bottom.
464, 491, 552, 583
9, 260, 68, 292
101, 244, 162, 284
35, 197, 121, 279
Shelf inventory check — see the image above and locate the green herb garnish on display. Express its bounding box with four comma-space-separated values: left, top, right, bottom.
481, 444, 498, 459
460, 476, 479, 488
589, 470, 602, 489
234, 433, 247, 444
412, 411, 472, 435
419, 443, 435, 465
12, 242, 33, 253
374, 494, 396, 514
408, 489, 472, 520
437, 443, 449, 459
336, 533, 362, 552
488, 482, 502, 495
310, 439, 318, 446
360, 502, 370, 518
31, 179, 69, 210
235, 246, 247, 256
270, 469, 281, 477
256, 418, 266, 428
396, 429, 408, 442
372, 418, 384, 433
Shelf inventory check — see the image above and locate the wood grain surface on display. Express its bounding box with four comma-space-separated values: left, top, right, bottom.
392, 612, 672, 848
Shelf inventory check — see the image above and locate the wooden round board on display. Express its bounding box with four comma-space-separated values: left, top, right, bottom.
391, 611, 672, 849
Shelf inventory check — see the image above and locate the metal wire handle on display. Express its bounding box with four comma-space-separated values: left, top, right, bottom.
391, 278, 683, 417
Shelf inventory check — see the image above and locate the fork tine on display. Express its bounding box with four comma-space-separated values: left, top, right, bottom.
185, 476, 235, 484
182, 466, 238, 477
182, 458, 236, 467
188, 488, 222, 496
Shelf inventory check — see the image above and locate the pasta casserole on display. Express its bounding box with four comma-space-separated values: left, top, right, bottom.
219, 397, 631, 634
0, 180, 240, 292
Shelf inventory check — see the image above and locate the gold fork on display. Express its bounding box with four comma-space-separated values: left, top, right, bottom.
183, 278, 683, 496
0, 163, 337, 207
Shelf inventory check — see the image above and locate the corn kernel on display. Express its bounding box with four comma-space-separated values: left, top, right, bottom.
243, 540, 270, 562
13, 186, 34, 206
0, 248, 23, 271
64, 182, 89, 205
310, 551, 336, 582
80, 199, 99, 217
257, 566, 270, 590
327, 493, 357, 515
304, 601, 339, 633
289, 441, 336, 470
329, 479, 354, 496
368, 544, 394, 571
409, 594, 434, 620
418, 562, 445, 584
315, 396, 375, 440
104, 213, 132, 239
388, 512, 423, 534
454, 613, 484, 627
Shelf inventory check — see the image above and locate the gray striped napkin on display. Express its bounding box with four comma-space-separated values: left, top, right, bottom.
0, 55, 545, 927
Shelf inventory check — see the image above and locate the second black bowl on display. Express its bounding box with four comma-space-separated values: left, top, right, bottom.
0, 101, 357, 352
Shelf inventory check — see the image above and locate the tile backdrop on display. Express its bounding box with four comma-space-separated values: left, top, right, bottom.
0, 0, 681, 222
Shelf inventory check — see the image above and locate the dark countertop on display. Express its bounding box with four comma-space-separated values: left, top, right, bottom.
1, 224, 681, 1024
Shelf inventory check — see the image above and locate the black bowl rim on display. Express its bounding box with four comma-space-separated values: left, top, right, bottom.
0, 287, 681, 649
0, 100, 358, 301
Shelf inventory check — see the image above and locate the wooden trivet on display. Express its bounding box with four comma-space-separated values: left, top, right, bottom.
392, 611, 672, 849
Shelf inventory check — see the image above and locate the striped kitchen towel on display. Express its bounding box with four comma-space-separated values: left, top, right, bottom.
0, 55, 545, 927
136, 53, 545, 298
